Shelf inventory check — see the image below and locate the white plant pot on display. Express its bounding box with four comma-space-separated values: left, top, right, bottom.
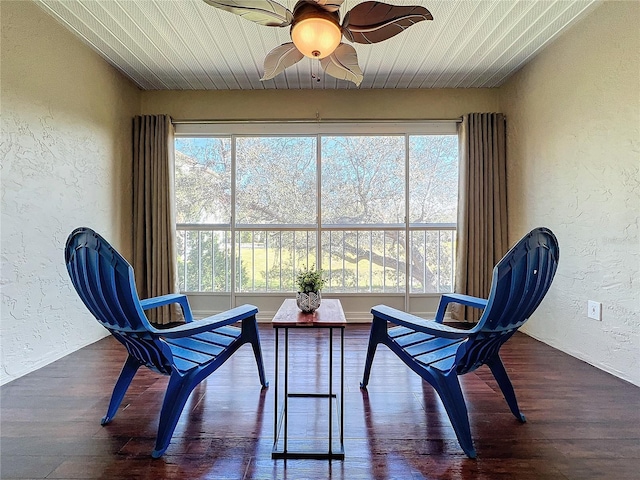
296, 291, 322, 313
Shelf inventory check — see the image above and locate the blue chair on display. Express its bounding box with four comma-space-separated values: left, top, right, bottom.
360, 227, 559, 458
65, 227, 268, 458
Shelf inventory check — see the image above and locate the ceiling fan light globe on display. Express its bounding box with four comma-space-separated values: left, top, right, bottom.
291, 17, 341, 59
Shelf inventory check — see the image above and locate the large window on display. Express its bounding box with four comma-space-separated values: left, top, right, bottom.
175, 123, 458, 296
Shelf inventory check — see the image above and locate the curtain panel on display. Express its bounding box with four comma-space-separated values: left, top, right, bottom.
132, 115, 181, 325
453, 113, 508, 322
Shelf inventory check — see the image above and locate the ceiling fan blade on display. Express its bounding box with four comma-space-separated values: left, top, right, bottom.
309, 0, 345, 13
343, 1, 432, 44
261, 43, 304, 81
202, 0, 293, 27
319, 43, 363, 86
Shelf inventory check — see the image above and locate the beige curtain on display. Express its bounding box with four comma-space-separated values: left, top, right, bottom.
453, 113, 508, 322
132, 115, 181, 325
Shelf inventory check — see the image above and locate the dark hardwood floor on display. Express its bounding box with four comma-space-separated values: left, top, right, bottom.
1, 324, 639, 479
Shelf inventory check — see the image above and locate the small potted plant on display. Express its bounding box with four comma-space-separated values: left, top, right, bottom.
296, 264, 326, 313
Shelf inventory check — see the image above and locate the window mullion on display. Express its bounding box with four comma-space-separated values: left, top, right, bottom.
230, 134, 237, 306
404, 134, 410, 310
316, 134, 322, 271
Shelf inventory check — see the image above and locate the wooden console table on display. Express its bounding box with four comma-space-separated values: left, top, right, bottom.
271, 298, 346, 460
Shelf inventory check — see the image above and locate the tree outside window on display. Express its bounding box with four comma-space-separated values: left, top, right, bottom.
175, 133, 457, 294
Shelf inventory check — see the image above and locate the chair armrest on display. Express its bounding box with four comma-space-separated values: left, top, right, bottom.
152, 304, 259, 338
434, 293, 488, 323
140, 293, 194, 323
371, 305, 471, 339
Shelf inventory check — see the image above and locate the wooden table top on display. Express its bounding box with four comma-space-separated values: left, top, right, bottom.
271, 298, 346, 327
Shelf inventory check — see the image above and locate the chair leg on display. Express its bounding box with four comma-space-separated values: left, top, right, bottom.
101, 355, 141, 425
152, 371, 197, 458
360, 317, 387, 388
487, 355, 526, 422
242, 316, 268, 388
432, 371, 476, 459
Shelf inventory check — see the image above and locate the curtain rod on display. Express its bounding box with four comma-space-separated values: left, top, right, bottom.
172, 118, 462, 125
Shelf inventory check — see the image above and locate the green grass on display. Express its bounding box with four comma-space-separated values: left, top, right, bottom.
237, 246, 405, 291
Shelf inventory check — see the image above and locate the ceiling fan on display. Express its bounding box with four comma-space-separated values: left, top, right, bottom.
202, 0, 433, 86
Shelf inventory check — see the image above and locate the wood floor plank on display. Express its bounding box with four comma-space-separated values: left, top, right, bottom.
1, 325, 639, 479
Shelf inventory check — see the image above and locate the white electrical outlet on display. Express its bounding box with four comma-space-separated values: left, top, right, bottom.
588, 300, 602, 321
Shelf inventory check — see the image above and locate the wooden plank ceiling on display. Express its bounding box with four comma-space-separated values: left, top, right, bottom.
35, 0, 600, 90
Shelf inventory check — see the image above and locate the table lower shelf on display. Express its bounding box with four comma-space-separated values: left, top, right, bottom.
271, 449, 345, 460
271, 392, 344, 460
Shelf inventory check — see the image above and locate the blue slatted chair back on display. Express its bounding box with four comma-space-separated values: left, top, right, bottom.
65, 227, 174, 374
455, 227, 559, 374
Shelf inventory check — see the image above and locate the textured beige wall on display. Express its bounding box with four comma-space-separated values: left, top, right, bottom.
141, 88, 498, 120
0, 1, 141, 384
499, 1, 639, 385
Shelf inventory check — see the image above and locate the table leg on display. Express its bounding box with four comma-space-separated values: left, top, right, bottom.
341, 326, 344, 448
329, 327, 333, 455
284, 327, 289, 454
273, 327, 278, 451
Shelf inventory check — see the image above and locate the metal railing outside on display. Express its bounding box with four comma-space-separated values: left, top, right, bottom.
177, 224, 456, 295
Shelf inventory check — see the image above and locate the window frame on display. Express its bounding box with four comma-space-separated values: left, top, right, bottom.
174, 121, 459, 310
